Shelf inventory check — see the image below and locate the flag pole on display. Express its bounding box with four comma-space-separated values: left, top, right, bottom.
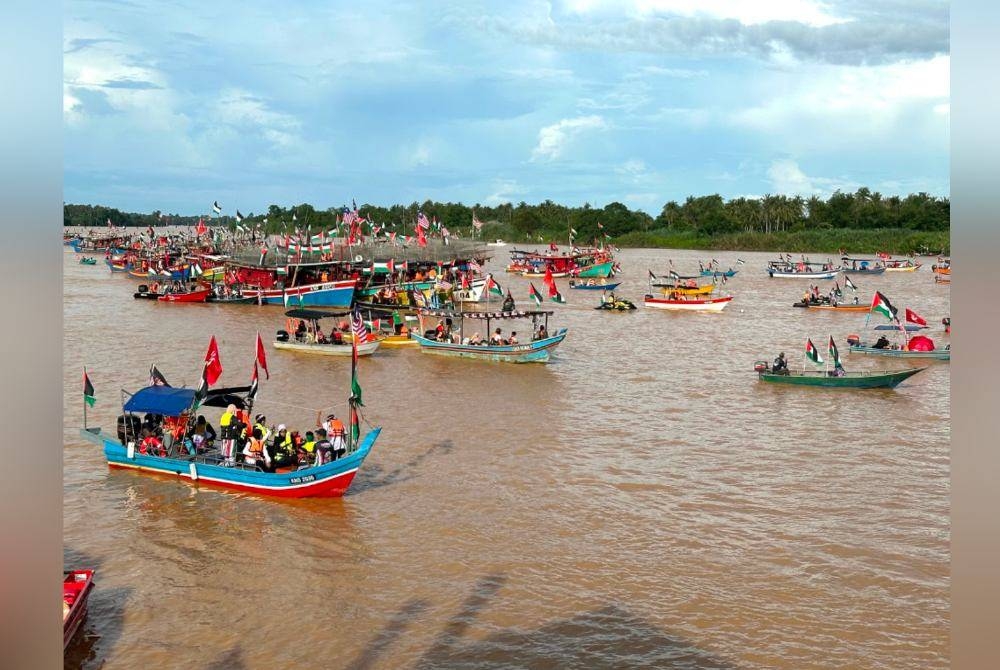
83, 366, 88, 430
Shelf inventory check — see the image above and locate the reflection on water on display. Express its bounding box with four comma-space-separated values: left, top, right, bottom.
64, 249, 949, 669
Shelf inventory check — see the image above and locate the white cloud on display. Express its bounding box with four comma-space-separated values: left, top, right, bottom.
637, 65, 708, 78
531, 115, 608, 161
767, 159, 815, 194
560, 0, 845, 27
484, 179, 523, 205
212, 88, 304, 152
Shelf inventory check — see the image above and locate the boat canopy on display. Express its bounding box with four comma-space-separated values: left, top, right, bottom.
123, 385, 251, 416
419, 308, 554, 320
284, 308, 350, 320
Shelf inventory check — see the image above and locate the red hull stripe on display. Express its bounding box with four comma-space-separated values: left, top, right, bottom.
107, 462, 359, 498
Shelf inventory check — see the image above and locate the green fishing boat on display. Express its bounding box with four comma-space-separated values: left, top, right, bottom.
574, 261, 615, 278
753, 362, 925, 389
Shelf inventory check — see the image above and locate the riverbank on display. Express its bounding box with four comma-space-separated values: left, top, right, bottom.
612, 229, 949, 255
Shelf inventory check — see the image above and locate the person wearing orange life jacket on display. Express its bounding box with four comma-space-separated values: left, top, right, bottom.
139, 428, 163, 456
243, 428, 273, 472
317, 411, 347, 458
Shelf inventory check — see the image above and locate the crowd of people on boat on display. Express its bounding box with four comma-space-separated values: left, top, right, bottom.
425, 317, 548, 346
131, 407, 352, 471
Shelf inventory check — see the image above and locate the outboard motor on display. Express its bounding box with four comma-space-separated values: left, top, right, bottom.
117, 413, 141, 443
753, 360, 770, 373
137, 284, 149, 293
276, 329, 289, 342
846, 334, 861, 346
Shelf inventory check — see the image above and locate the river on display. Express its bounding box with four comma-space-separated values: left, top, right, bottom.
63, 247, 950, 669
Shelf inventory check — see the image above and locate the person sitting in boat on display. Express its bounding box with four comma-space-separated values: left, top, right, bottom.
772, 352, 789, 375
873, 335, 890, 349
502, 294, 515, 312
491, 328, 504, 345
243, 428, 273, 472
191, 415, 216, 452
469, 332, 484, 345
831, 362, 846, 377
295, 319, 307, 342
534, 324, 548, 341
853, 296, 859, 305
296, 431, 317, 467
268, 425, 294, 467
138, 428, 164, 456
508, 332, 518, 345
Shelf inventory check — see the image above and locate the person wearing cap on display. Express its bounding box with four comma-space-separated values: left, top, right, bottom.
219, 404, 237, 465
326, 414, 346, 459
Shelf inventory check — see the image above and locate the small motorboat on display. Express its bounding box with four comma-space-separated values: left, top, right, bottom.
79, 257, 97, 265
595, 298, 636, 311
158, 287, 212, 303
64, 569, 95, 650
487, 239, 507, 247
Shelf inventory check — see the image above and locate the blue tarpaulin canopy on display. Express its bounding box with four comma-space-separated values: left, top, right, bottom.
123, 386, 196, 416
122, 385, 252, 416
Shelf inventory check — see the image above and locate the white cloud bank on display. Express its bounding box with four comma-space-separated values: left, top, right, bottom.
531, 115, 608, 161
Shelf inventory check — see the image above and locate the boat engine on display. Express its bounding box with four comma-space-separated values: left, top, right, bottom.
753, 360, 770, 372
137, 284, 149, 293
846, 334, 861, 346
276, 329, 289, 342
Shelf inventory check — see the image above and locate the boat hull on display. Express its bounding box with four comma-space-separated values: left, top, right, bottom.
412, 329, 567, 363
574, 261, 615, 278
64, 570, 95, 650
758, 367, 925, 388
83, 426, 380, 498
652, 284, 715, 296
848, 345, 951, 360
643, 295, 732, 311
569, 281, 621, 291
793, 303, 869, 312
768, 269, 839, 279
842, 267, 886, 275
884, 264, 921, 272
158, 288, 211, 303
700, 269, 737, 277
244, 279, 357, 308
273, 339, 381, 356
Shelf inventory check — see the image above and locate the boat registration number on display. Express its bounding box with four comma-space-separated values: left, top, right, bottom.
289, 474, 316, 484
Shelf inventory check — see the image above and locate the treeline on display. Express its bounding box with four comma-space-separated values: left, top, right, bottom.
65, 188, 949, 241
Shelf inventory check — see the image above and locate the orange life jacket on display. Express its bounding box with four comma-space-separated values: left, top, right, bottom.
246, 437, 265, 459
328, 419, 345, 438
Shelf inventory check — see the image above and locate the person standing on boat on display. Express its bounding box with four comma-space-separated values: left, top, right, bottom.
326, 415, 346, 459
219, 404, 237, 466
535, 324, 548, 341
313, 429, 333, 466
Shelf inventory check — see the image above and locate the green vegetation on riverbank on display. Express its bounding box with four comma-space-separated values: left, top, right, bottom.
65, 188, 949, 255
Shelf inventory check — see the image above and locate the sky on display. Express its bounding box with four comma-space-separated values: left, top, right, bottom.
63, 0, 950, 215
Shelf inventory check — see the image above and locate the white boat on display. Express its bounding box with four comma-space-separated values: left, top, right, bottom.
275, 307, 381, 356
486, 239, 507, 247
643, 295, 733, 312
451, 278, 489, 303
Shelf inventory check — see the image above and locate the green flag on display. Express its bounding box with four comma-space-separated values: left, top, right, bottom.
83, 369, 96, 407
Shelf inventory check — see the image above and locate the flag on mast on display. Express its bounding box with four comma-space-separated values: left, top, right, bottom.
255, 331, 269, 379
212, 201, 222, 215
528, 282, 543, 306
805, 338, 824, 365
149, 365, 169, 387
905, 308, 928, 326
83, 369, 96, 407
194, 335, 223, 407
828, 336, 842, 368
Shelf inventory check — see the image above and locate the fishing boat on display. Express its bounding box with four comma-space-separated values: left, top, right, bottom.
486, 239, 507, 247
507, 247, 615, 278
569, 279, 621, 291
158, 287, 212, 303
753, 362, 925, 389
412, 308, 568, 363
931, 258, 951, 275
840, 257, 887, 275
80, 381, 379, 498
651, 282, 715, 296
643, 294, 732, 312
64, 569, 95, 650
934, 275, 950, 284
767, 260, 840, 279
276, 309, 382, 356
873, 323, 926, 331
230, 259, 359, 308
105, 257, 133, 273
884, 259, 922, 272
699, 268, 737, 277
846, 334, 951, 360
573, 261, 616, 278
792, 299, 869, 312
79, 257, 97, 265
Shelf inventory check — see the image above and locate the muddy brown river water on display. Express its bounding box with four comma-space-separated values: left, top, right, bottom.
63, 247, 949, 669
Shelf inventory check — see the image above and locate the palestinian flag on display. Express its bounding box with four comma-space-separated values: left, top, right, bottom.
528, 282, 543, 306
149, 365, 169, 387
805, 338, 824, 365
870, 291, 897, 321
486, 274, 504, 296
828, 336, 842, 368
844, 276, 858, 292
83, 369, 95, 407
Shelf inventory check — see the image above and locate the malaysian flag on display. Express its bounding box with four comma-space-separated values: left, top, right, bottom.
352, 310, 367, 343
467, 259, 482, 273
436, 279, 453, 291
417, 211, 431, 230
472, 211, 483, 230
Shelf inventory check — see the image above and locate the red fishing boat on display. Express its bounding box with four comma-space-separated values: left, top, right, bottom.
158, 288, 212, 302
64, 569, 95, 650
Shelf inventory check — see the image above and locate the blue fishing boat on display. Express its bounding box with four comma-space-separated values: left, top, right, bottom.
700, 269, 737, 277
568, 280, 621, 291
412, 308, 568, 363
80, 362, 379, 498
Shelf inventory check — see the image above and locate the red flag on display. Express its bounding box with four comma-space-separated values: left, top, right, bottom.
196, 218, 207, 236
543, 265, 554, 289
905, 308, 928, 326
203, 335, 223, 386
255, 331, 269, 379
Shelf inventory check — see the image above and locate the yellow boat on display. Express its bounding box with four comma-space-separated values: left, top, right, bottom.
657, 284, 715, 296
344, 332, 418, 347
